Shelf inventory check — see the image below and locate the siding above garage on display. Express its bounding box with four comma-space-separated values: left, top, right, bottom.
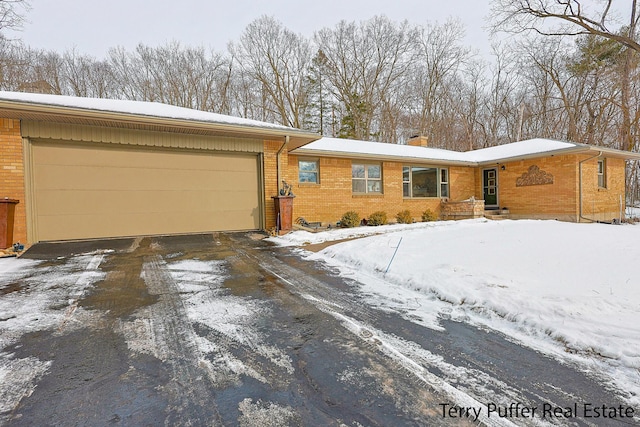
21, 120, 265, 153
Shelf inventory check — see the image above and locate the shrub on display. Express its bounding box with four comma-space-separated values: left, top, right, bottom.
368, 211, 388, 226
340, 211, 360, 228
396, 210, 413, 224
422, 209, 437, 222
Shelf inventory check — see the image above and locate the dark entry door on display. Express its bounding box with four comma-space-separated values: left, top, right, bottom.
483, 168, 498, 208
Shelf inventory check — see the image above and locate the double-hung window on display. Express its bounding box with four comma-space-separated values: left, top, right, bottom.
403, 166, 449, 198
597, 159, 606, 188
352, 163, 382, 194
299, 159, 319, 184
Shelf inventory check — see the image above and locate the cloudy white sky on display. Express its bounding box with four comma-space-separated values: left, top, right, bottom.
11, 0, 497, 58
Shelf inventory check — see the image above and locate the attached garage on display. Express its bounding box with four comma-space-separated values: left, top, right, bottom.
30, 141, 262, 241
0, 92, 319, 245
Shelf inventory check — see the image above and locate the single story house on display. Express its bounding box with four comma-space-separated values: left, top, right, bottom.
1, 92, 639, 246
288, 135, 640, 225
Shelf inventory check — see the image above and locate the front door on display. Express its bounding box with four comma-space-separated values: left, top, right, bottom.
483, 168, 498, 208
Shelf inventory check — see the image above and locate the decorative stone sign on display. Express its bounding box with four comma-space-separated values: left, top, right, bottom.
516, 165, 554, 187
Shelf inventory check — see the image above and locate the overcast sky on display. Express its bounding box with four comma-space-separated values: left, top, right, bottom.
11, 0, 497, 58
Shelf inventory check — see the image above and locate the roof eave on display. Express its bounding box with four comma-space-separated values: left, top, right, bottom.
291, 148, 476, 166
0, 99, 320, 146
475, 145, 640, 165
584, 145, 640, 160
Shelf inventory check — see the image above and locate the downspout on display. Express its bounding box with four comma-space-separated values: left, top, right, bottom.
276, 136, 289, 195
578, 151, 602, 223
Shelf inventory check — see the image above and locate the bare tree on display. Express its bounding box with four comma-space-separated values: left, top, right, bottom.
62, 49, 115, 98
492, 1, 640, 150
314, 16, 417, 140
491, 0, 640, 53
407, 19, 470, 147
230, 16, 313, 128
0, 0, 29, 33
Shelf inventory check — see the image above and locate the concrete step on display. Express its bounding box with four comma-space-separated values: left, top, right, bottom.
484, 210, 510, 220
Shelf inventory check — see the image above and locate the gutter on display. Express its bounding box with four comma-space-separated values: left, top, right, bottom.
276, 136, 289, 194
578, 151, 602, 223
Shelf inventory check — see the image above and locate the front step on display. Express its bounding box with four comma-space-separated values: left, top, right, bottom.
484, 210, 510, 220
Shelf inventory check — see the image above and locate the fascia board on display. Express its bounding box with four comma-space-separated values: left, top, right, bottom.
291, 148, 476, 167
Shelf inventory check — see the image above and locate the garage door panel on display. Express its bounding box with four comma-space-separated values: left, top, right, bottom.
35, 162, 258, 192
35, 189, 261, 217
34, 144, 257, 171
32, 142, 262, 241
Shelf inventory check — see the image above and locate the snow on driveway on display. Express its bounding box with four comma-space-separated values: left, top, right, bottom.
0, 253, 107, 419
272, 219, 640, 405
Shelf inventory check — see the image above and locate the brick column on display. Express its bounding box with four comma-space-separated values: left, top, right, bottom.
0, 119, 26, 244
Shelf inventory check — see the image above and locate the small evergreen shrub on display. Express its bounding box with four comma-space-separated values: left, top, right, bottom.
368, 211, 388, 226
422, 209, 437, 222
396, 210, 413, 224
340, 211, 360, 228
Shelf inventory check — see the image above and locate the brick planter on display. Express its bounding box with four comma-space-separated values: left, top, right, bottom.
440, 199, 485, 220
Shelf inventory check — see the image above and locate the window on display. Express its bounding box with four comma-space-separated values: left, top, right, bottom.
597, 159, 606, 188
299, 159, 319, 184
352, 163, 382, 194
403, 165, 449, 198
440, 168, 449, 198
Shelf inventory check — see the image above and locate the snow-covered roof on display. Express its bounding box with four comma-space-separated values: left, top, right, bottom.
0, 91, 305, 132
464, 138, 580, 163
293, 137, 472, 164
293, 136, 640, 164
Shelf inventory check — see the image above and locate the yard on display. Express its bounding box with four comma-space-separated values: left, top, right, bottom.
273, 218, 640, 407
0, 221, 638, 425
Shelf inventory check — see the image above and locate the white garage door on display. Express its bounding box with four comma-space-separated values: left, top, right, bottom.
31, 141, 261, 242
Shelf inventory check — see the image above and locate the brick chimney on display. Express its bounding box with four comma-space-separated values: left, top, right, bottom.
407, 135, 428, 147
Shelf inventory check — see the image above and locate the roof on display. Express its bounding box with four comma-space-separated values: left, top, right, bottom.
292, 137, 640, 164
0, 91, 320, 149
291, 137, 472, 165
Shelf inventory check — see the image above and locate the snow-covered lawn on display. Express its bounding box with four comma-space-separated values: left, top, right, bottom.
272, 219, 640, 405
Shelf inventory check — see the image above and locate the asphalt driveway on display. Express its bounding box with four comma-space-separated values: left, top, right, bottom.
0, 233, 632, 426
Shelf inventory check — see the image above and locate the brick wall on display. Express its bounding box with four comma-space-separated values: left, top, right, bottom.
263, 140, 286, 230
482, 155, 579, 221
579, 156, 626, 222
286, 154, 476, 224
0, 119, 26, 244
475, 154, 626, 222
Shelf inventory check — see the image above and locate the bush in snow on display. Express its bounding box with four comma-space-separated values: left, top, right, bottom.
339, 211, 360, 228
422, 209, 437, 222
396, 210, 413, 224
368, 211, 388, 226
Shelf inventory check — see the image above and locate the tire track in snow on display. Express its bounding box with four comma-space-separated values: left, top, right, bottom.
231, 240, 554, 426
138, 255, 223, 426
263, 268, 516, 427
